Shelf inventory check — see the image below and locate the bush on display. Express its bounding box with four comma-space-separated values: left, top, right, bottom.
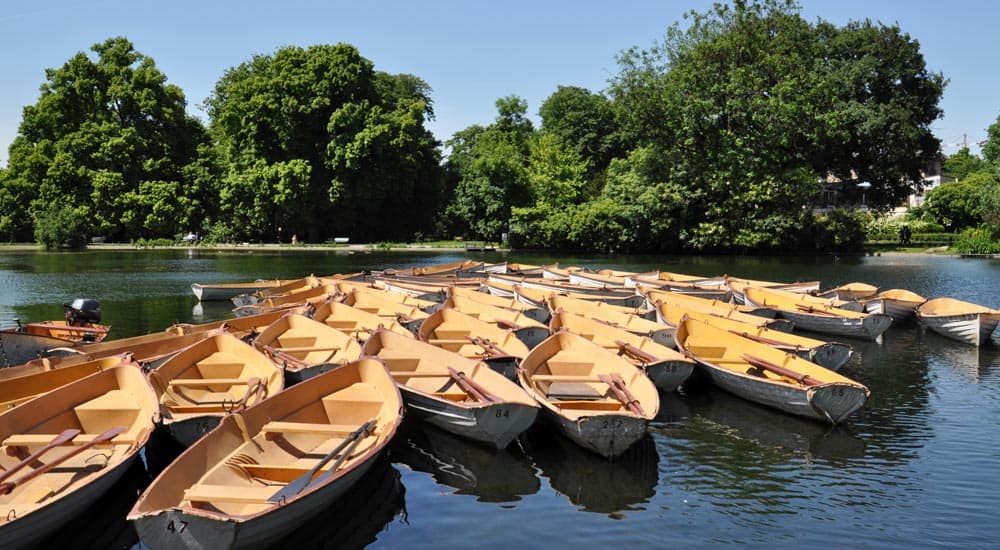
32, 203, 88, 249
952, 227, 1000, 254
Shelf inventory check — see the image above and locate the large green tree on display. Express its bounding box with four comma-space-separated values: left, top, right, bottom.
538, 86, 623, 180
608, 0, 944, 251
205, 44, 443, 242
444, 96, 534, 241
2, 37, 211, 243
943, 147, 985, 180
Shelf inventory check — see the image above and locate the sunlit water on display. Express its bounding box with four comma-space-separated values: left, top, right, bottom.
1, 249, 998, 549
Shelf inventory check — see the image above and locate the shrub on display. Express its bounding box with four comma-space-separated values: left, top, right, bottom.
33, 203, 88, 249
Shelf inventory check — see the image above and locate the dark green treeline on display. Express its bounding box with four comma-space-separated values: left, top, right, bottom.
0, 1, 961, 252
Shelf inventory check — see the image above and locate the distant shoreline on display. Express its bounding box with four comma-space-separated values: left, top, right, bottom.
0, 242, 984, 257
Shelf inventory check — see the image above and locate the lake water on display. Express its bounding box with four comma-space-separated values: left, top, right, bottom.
1, 248, 998, 549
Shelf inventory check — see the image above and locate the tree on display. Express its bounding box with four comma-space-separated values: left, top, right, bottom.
924, 172, 996, 231
444, 96, 534, 241
943, 147, 985, 180
608, 0, 944, 251
3, 37, 212, 242
983, 114, 1000, 170
205, 44, 443, 242
538, 86, 623, 178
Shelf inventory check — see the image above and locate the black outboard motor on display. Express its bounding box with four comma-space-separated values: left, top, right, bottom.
64, 298, 101, 326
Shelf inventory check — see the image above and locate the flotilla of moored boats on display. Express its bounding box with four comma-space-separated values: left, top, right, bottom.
0, 258, 996, 547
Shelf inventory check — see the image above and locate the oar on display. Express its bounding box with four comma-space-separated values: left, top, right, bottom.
726, 330, 803, 352
793, 304, 843, 317
741, 353, 824, 386
610, 372, 646, 416
597, 374, 645, 416
614, 340, 659, 364
446, 366, 500, 403
268, 419, 377, 503
0, 429, 81, 485
0, 426, 125, 495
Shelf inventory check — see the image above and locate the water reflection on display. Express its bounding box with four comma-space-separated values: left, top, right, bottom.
281, 457, 406, 549
389, 422, 539, 503
521, 425, 658, 516
38, 457, 148, 549
667, 390, 866, 462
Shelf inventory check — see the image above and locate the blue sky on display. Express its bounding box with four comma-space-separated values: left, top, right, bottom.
1, 0, 997, 167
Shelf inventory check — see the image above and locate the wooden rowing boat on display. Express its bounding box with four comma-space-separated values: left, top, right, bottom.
128, 358, 403, 550
191, 279, 287, 302
15, 320, 110, 344
0, 330, 79, 368
337, 286, 434, 332
418, 307, 531, 380
740, 284, 865, 313
361, 329, 538, 449
743, 287, 891, 341
231, 275, 323, 307
491, 273, 645, 307
816, 282, 879, 302
232, 285, 338, 317
148, 333, 284, 446
675, 319, 869, 424
0, 365, 157, 549
547, 294, 673, 347
442, 295, 550, 348
0, 354, 138, 411
309, 300, 414, 342
727, 277, 820, 305
252, 313, 363, 385
624, 272, 733, 301
518, 331, 659, 458
860, 289, 927, 324
549, 311, 695, 392
447, 285, 550, 323
657, 304, 853, 371
916, 297, 1000, 346
646, 289, 794, 333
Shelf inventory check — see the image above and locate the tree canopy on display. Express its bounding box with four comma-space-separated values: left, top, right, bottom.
2, 37, 210, 244
205, 44, 444, 243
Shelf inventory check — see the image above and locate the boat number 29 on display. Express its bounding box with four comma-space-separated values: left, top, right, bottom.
167, 520, 188, 534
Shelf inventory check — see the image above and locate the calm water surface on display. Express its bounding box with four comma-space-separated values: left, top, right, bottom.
1, 249, 998, 549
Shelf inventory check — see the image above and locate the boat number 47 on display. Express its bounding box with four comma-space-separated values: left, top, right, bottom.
167, 520, 188, 534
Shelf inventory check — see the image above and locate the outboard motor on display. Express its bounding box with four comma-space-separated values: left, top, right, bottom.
64, 298, 101, 326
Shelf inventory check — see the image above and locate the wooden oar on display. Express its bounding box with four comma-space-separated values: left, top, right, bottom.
614, 340, 659, 364
610, 372, 646, 416
268, 419, 377, 502
740, 353, 823, 386
468, 336, 512, 359
0, 429, 80, 484
0, 426, 125, 495
597, 374, 645, 416
793, 304, 843, 317
726, 330, 803, 352
447, 366, 500, 403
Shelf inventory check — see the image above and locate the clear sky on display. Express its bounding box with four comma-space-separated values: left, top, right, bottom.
1, 0, 997, 167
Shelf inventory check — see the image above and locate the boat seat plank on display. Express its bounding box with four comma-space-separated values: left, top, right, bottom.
530, 374, 601, 382
261, 421, 373, 438
3, 433, 134, 448
184, 484, 278, 504
390, 371, 451, 378
167, 378, 254, 387
544, 360, 594, 372
551, 400, 624, 410
273, 346, 341, 353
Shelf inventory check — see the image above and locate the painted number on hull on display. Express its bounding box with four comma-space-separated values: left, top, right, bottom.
495, 409, 509, 418
167, 520, 188, 534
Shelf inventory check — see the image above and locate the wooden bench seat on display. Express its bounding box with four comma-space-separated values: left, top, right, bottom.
3, 432, 134, 448
260, 421, 371, 439
167, 378, 253, 388
184, 483, 278, 504
530, 374, 602, 382
550, 400, 623, 411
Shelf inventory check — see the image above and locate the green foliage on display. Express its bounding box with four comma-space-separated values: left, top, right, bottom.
3, 37, 213, 242
943, 148, 985, 180
924, 172, 997, 231
32, 203, 88, 249
952, 227, 1000, 254
206, 44, 443, 242
538, 86, 623, 177
983, 115, 1000, 168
